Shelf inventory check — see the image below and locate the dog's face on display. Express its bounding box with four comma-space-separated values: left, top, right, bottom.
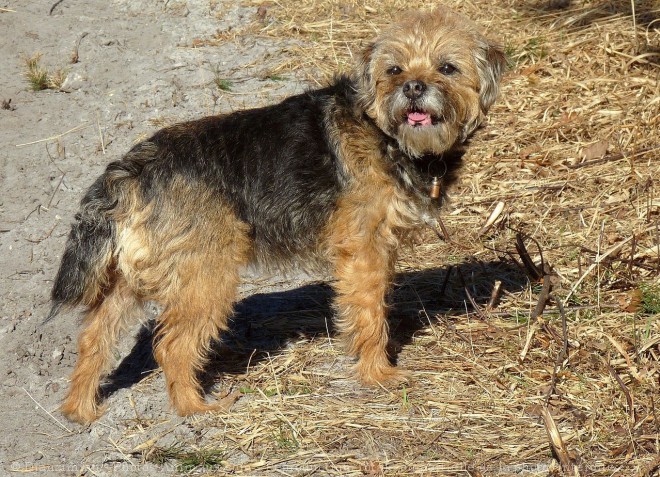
355, 8, 506, 158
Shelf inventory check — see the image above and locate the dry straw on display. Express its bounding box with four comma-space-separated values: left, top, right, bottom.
117, 0, 659, 475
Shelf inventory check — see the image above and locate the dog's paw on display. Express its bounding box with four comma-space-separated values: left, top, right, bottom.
357, 363, 412, 388
173, 391, 240, 417
174, 400, 219, 417
61, 398, 106, 425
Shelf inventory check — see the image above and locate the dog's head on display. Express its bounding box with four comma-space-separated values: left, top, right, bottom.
354, 7, 506, 158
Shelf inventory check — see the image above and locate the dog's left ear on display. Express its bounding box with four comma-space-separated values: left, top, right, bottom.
474, 39, 507, 114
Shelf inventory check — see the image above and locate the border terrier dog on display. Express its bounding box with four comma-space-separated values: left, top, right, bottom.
49, 7, 505, 424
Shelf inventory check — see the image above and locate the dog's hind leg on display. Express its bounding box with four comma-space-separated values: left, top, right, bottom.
153, 254, 244, 416
150, 213, 251, 417
61, 277, 143, 424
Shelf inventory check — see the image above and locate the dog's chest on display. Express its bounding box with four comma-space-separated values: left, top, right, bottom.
385, 178, 440, 234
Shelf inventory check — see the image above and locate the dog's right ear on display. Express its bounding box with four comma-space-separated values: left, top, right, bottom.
353, 42, 376, 109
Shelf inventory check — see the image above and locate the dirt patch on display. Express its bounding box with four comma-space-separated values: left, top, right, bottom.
0, 1, 311, 474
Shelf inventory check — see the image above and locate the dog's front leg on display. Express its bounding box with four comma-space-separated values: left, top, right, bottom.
330, 198, 408, 386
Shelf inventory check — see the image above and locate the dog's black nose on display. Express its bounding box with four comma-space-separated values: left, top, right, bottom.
403, 80, 426, 100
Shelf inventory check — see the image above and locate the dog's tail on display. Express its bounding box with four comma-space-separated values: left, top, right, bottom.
46, 143, 154, 322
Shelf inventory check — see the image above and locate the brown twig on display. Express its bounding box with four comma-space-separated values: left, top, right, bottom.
514, 232, 567, 382
544, 295, 569, 405
456, 267, 488, 320
567, 145, 657, 169
515, 232, 544, 281
46, 173, 66, 209
438, 265, 453, 302
436, 217, 450, 242
541, 407, 580, 475
579, 244, 656, 272
486, 280, 502, 311
49, 0, 64, 15
26, 223, 58, 244
604, 358, 636, 423
71, 32, 88, 64
532, 275, 553, 321
430, 218, 450, 242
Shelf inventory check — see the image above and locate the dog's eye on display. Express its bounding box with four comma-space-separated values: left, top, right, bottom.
438, 63, 458, 75
387, 66, 402, 75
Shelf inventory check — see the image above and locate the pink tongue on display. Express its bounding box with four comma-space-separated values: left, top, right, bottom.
407, 112, 432, 126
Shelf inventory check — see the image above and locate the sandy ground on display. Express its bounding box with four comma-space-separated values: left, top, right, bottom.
1, 1, 324, 474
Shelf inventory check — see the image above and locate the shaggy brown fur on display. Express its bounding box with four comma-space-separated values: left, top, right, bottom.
50, 6, 505, 424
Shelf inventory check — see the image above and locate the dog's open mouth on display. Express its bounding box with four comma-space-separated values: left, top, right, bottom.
405, 109, 440, 127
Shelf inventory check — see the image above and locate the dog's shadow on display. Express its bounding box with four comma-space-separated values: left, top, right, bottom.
101, 258, 528, 397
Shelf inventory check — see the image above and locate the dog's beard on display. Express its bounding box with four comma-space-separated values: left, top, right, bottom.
385, 87, 460, 158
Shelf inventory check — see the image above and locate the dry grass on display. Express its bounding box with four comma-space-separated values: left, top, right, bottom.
24, 53, 68, 91
119, 0, 659, 475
